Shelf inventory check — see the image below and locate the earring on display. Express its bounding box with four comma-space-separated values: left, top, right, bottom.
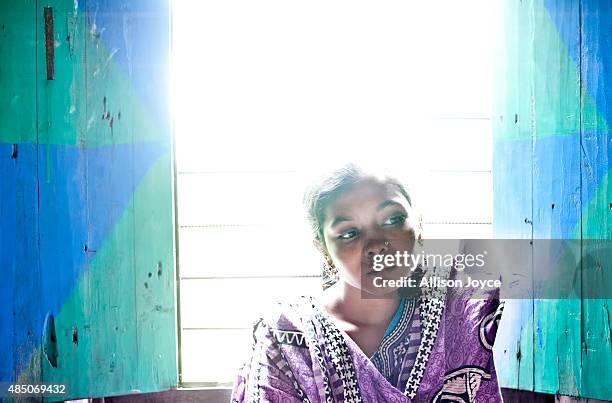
322, 253, 338, 279
417, 215, 424, 247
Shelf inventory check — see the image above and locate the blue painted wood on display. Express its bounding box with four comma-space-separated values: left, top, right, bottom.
1, 1, 176, 401
495, 0, 612, 399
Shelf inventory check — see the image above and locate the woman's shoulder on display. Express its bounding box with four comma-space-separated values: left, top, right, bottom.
443, 267, 502, 306
251, 294, 324, 334
416, 266, 503, 330
438, 268, 504, 350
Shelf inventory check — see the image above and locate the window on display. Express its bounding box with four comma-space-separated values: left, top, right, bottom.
171, 0, 498, 386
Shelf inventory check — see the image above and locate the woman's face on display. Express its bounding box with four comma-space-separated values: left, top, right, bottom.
320, 176, 417, 296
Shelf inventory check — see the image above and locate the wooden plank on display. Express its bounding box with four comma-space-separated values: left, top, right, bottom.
134, 152, 178, 393
579, 0, 612, 400
493, 0, 535, 391
80, 0, 140, 399
531, 0, 582, 396
114, 0, 179, 393
102, 388, 234, 402
0, 0, 41, 393
0, 0, 37, 144
34, 2, 91, 402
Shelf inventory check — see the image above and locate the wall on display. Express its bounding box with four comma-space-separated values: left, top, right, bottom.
0, 1, 176, 401
493, 0, 612, 400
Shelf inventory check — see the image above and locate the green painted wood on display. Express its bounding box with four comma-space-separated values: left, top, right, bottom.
35, 2, 91, 401
580, 23, 612, 397
515, 2, 536, 391
0, 1, 175, 401
86, 2, 138, 397
35, 0, 86, 149
133, 153, 177, 393
95, 0, 177, 393
40, 1, 177, 401
0, 0, 37, 144
495, 0, 612, 399
494, 0, 588, 396
492, 0, 535, 391
0, 0, 41, 391
0, 1, 41, 394
530, 0, 582, 396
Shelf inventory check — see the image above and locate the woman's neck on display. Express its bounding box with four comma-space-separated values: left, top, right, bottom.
323, 280, 400, 328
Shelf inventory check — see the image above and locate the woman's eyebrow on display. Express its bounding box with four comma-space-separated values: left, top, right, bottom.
377, 200, 403, 211
329, 215, 352, 228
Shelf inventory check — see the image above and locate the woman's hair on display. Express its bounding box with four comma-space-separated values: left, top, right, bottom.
303, 162, 414, 248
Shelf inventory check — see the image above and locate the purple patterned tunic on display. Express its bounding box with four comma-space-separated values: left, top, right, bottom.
369, 297, 422, 393
231, 273, 504, 402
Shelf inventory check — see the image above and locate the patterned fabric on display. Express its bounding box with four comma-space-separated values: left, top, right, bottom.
370, 297, 421, 392
231, 270, 504, 403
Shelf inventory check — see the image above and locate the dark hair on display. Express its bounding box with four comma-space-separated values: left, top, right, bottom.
303, 163, 413, 249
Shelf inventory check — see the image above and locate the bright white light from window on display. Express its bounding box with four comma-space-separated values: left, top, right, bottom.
172, 0, 499, 173
171, 0, 499, 385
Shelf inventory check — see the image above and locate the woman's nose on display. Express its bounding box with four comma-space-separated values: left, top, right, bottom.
365, 239, 389, 257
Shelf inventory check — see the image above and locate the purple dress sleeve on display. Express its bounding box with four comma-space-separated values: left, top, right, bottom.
425, 270, 505, 403
231, 321, 306, 403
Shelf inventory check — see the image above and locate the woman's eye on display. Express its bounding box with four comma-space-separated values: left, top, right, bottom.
384, 214, 407, 226
337, 229, 359, 240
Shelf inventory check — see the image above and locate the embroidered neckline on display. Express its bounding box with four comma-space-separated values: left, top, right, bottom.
299, 296, 363, 402
369, 297, 416, 380
300, 281, 446, 401
403, 285, 446, 399
383, 297, 408, 338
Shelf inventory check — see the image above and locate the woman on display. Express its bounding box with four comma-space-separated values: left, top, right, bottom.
231, 164, 504, 402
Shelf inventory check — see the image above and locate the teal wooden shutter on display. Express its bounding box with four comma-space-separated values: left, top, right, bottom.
493, 0, 612, 400
0, 1, 177, 400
